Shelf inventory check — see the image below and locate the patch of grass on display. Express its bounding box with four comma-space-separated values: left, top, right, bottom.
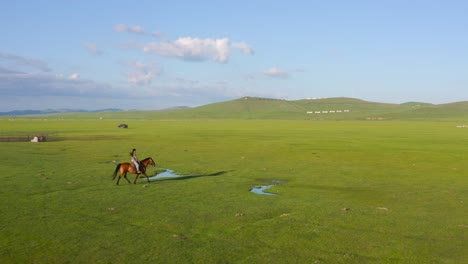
0, 118, 466, 263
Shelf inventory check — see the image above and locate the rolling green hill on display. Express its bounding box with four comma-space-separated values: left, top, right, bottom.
144, 97, 468, 120
13, 97, 468, 121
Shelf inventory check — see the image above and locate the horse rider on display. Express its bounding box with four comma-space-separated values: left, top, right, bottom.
130, 148, 142, 173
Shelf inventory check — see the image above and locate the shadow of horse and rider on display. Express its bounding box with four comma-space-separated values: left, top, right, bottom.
112, 157, 230, 185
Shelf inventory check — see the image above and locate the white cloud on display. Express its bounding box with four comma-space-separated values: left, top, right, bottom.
82, 43, 103, 56
125, 61, 160, 85
114, 25, 254, 63
143, 37, 233, 63
263, 67, 290, 78
113, 24, 146, 35
69, 73, 80, 80
231, 42, 255, 54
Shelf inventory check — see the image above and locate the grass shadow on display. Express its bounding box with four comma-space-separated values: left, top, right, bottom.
152, 170, 232, 181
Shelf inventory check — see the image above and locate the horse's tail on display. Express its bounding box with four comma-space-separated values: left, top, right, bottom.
112, 164, 121, 180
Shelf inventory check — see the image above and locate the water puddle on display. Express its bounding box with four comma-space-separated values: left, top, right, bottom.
250, 179, 286, 195
148, 169, 179, 180
250, 185, 276, 195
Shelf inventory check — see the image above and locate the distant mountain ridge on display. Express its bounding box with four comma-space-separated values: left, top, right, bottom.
0, 108, 123, 116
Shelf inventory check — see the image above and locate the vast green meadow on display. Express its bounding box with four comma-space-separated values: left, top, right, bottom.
0, 117, 466, 263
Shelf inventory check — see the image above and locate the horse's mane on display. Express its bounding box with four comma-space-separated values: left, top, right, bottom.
141, 157, 153, 162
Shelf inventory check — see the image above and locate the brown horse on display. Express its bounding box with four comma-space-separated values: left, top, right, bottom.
112, 157, 156, 185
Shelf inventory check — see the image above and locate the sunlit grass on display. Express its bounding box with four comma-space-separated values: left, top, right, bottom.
0, 118, 466, 263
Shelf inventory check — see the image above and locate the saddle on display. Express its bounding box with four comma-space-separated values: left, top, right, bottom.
133, 162, 144, 173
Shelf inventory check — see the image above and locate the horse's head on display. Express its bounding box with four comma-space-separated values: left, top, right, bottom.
149, 157, 156, 167
142, 157, 156, 167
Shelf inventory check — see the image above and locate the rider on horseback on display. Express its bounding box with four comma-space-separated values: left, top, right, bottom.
130, 148, 142, 173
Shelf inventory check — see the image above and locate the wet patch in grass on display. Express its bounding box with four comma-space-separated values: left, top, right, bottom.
250, 179, 286, 195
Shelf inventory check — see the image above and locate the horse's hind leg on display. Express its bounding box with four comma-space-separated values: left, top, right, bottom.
133, 174, 140, 184
124, 173, 131, 184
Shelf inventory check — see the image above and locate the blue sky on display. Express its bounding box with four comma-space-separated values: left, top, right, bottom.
1, 0, 467, 111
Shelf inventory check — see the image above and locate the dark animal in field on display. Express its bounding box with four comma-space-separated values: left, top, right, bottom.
118, 124, 128, 128
112, 157, 156, 185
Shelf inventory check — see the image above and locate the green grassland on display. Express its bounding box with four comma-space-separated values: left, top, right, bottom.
0, 99, 467, 263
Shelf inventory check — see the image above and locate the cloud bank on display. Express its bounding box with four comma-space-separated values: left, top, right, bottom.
0, 52, 51, 72
0, 25, 258, 110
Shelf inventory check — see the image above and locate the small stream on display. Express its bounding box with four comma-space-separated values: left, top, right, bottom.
250, 179, 286, 195
148, 169, 283, 196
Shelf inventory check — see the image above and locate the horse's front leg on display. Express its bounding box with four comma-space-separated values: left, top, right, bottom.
144, 173, 150, 183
